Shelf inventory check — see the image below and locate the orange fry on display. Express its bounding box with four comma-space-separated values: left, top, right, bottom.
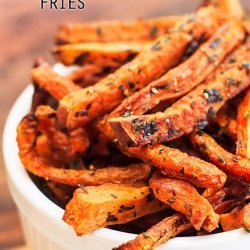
114, 214, 191, 250
125, 144, 226, 189
107, 21, 243, 119
32, 63, 81, 100
212, 112, 237, 140
220, 203, 250, 232
58, 7, 219, 130
63, 184, 167, 235
115, 183, 248, 250
69, 128, 90, 154
109, 37, 250, 146
150, 172, 219, 231
53, 42, 148, 67
17, 114, 151, 186
189, 132, 250, 185
236, 89, 250, 158
35, 105, 81, 163
109, 27, 248, 147
202, 0, 244, 19
56, 16, 182, 44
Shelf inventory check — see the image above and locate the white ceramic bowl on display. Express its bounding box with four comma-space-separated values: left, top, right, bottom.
3, 65, 250, 250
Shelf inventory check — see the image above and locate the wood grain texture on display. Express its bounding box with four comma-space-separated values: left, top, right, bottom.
0, 0, 249, 249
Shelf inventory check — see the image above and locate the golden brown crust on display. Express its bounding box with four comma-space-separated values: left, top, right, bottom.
32, 63, 81, 100
109, 27, 248, 147
63, 184, 167, 235
220, 203, 250, 231
107, 21, 244, 119
53, 42, 148, 67
35, 105, 81, 164
212, 112, 237, 140
56, 16, 182, 44
189, 132, 250, 185
236, 89, 250, 158
17, 114, 152, 186
201, 0, 244, 19
113, 214, 191, 250
58, 7, 219, 130
150, 172, 219, 231
114, 183, 249, 250
125, 144, 226, 188
69, 128, 90, 154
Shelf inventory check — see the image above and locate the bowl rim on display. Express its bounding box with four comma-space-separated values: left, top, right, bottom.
2, 79, 248, 248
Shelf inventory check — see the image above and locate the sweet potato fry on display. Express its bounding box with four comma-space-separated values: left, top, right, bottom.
236, 89, 250, 158
203, 187, 221, 198
53, 42, 148, 67
202, 0, 244, 19
212, 112, 237, 140
69, 128, 90, 154
113, 214, 191, 250
35, 105, 89, 162
189, 131, 250, 184
31, 83, 58, 111
124, 144, 226, 189
214, 198, 243, 214
58, 7, 219, 130
68, 64, 116, 88
63, 184, 167, 235
35, 134, 51, 159
205, 183, 250, 211
106, 21, 243, 120
220, 203, 250, 232
150, 172, 219, 231
17, 114, 152, 186
114, 182, 248, 250
110, 29, 249, 147
56, 16, 182, 44
32, 63, 81, 100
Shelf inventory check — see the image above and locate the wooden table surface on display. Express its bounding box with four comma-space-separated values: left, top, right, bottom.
0, 0, 249, 249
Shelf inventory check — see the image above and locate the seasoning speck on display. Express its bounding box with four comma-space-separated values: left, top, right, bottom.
150, 25, 158, 37
203, 89, 223, 103
106, 213, 118, 222
209, 38, 221, 49
151, 41, 161, 51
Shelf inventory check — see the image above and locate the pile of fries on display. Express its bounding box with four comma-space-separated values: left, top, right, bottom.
17, 0, 250, 249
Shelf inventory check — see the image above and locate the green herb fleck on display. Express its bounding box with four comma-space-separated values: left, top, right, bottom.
151, 41, 162, 51
150, 25, 158, 37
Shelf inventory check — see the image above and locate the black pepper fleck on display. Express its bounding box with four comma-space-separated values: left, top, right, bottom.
218, 156, 225, 164
203, 88, 223, 103
151, 41, 162, 51
180, 167, 185, 174
209, 38, 221, 49
106, 214, 118, 222
122, 110, 132, 117
239, 61, 250, 74
150, 25, 158, 37
196, 119, 208, 130
75, 110, 88, 117
159, 148, 165, 155
207, 107, 216, 119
